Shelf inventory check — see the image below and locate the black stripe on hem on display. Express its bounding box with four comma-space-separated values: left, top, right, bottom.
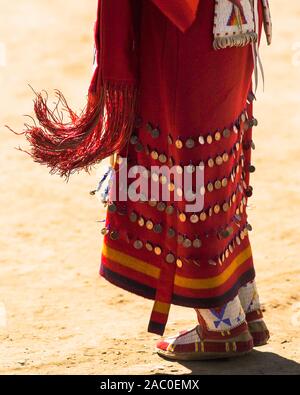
101, 265, 156, 301
172, 268, 256, 308
101, 264, 255, 309
148, 321, 166, 336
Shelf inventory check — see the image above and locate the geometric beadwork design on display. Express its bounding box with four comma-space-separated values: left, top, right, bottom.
197, 295, 246, 332
227, 4, 248, 27
238, 280, 261, 314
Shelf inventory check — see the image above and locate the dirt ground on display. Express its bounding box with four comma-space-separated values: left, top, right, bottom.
0, 0, 300, 375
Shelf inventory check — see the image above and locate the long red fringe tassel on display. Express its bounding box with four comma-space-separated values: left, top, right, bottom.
23, 81, 138, 178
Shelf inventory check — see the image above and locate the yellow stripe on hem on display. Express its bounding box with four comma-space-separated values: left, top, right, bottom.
174, 245, 252, 290
102, 244, 160, 279
152, 301, 170, 315
102, 242, 252, 290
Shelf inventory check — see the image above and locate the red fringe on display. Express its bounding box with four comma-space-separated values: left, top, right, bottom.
23, 81, 138, 178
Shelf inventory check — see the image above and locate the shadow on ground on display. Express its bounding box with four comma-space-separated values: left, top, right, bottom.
175, 350, 300, 375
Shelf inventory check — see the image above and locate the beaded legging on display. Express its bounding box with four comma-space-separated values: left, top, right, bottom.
196, 280, 262, 332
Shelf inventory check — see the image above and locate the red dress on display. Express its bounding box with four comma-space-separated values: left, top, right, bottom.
100, 0, 263, 335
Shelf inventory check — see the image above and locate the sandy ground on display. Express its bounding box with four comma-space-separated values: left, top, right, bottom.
0, 0, 300, 375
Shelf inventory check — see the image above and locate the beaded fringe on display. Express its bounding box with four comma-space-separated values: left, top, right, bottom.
213, 32, 258, 50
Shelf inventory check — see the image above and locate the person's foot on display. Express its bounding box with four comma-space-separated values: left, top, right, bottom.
248, 320, 270, 347
246, 310, 270, 347
156, 324, 253, 361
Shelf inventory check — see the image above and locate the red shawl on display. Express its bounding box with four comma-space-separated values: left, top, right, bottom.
24, 0, 201, 177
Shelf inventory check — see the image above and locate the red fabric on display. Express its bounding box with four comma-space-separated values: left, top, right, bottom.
92, 0, 140, 87
151, 0, 200, 32
100, 0, 264, 335
151, 0, 245, 32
